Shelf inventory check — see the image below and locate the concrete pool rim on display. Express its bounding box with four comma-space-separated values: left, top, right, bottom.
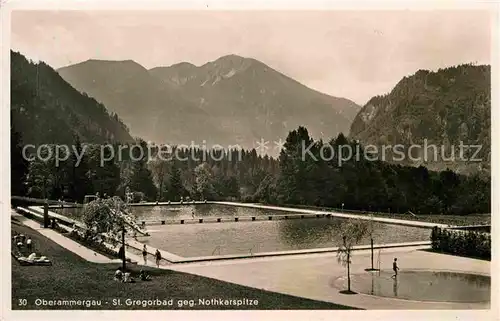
128, 240, 432, 264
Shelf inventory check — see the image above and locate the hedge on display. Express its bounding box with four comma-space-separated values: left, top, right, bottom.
430, 226, 490, 260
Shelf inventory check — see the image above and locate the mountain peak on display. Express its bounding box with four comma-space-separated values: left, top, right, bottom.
161, 61, 197, 70
85, 58, 138, 64
199, 54, 255, 78
213, 54, 254, 66
172, 61, 196, 67
215, 54, 248, 61
59, 59, 146, 72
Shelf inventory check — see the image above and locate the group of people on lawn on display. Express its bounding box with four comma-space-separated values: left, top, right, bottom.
12, 231, 51, 264
113, 244, 161, 282
114, 268, 151, 283
13, 232, 33, 252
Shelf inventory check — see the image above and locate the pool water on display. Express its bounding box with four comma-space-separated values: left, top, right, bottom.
334, 270, 490, 303
137, 218, 429, 257
55, 204, 431, 257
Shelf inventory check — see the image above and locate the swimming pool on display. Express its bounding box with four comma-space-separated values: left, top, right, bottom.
55, 204, 431, 258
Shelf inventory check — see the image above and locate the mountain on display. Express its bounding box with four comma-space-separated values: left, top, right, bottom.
11, 51, 133, 146
56, 59, 221, 144
349, 64, 490, 174
58, 54, 361, 150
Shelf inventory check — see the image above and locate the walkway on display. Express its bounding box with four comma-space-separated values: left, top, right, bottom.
12, 210, 174, 267
12, 213, 114, 264
169, 245, 490, 310
213, 202, 449, 228
151, 241, 431, 264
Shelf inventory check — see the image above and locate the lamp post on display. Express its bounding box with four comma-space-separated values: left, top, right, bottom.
364, 205, 378, 272
121, 222, 126, 271
115, 197, 126, 271
370, 210, 374, 270
43, 200, 49, 228
341, 203, 344, 212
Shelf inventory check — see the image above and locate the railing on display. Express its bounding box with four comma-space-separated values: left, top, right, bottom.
11, 196, 81, 207
249, 244, 257, 256
377, 249, 382, 275
212, 246, 221, 256
13, 195, 150, 237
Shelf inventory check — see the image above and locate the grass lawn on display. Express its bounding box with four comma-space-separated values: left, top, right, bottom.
355, 213, 490, 226
11, 220, 357, 310
282, 204, 491, 226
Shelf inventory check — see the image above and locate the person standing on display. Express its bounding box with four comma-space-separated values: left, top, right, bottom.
142, 245, 148, 265
26, 237, 33, 252
118, 245, 125, 261
155, 249, 161, 268
392, 258, 400, 278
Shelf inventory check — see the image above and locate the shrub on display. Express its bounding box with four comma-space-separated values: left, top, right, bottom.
430, 226, 490, 260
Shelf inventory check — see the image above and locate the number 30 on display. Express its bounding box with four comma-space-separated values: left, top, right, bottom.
18, 299, 27, 306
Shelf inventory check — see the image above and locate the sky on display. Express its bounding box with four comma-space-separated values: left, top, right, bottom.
11, 10, 492, 105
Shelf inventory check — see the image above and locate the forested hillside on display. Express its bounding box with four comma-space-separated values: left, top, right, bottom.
350, 64, 490, 174
13, 126, 490, 215
11, 51, 133, 146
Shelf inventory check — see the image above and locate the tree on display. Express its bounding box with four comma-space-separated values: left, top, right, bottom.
67, 135, 92, 202
25, 157, 54, 199
81, 196, 131, 270
11, 126, 29, 196
128, 140, 157, 200
336, 220, 370, 293
166, 162, 184, 201
149, 159, 169, 201
129, 161, 157, 201
87, 145, 121, 198
25, 146, 63, 200
276, 126, 314, 204
194, 163, 215, 200
436, 169, 461, 213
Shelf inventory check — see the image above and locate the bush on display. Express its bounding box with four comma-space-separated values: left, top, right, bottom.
63, 229, 133, 262
131, 192, 145, 203
430, 226, 490, 260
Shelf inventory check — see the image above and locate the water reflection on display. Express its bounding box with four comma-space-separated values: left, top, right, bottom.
278, 218, 344, 247
392, 277, 398, 297
371, 273, 375, 295
432, 271, 490, 288
345, 271, 490, 303
278, 218, 430, 248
